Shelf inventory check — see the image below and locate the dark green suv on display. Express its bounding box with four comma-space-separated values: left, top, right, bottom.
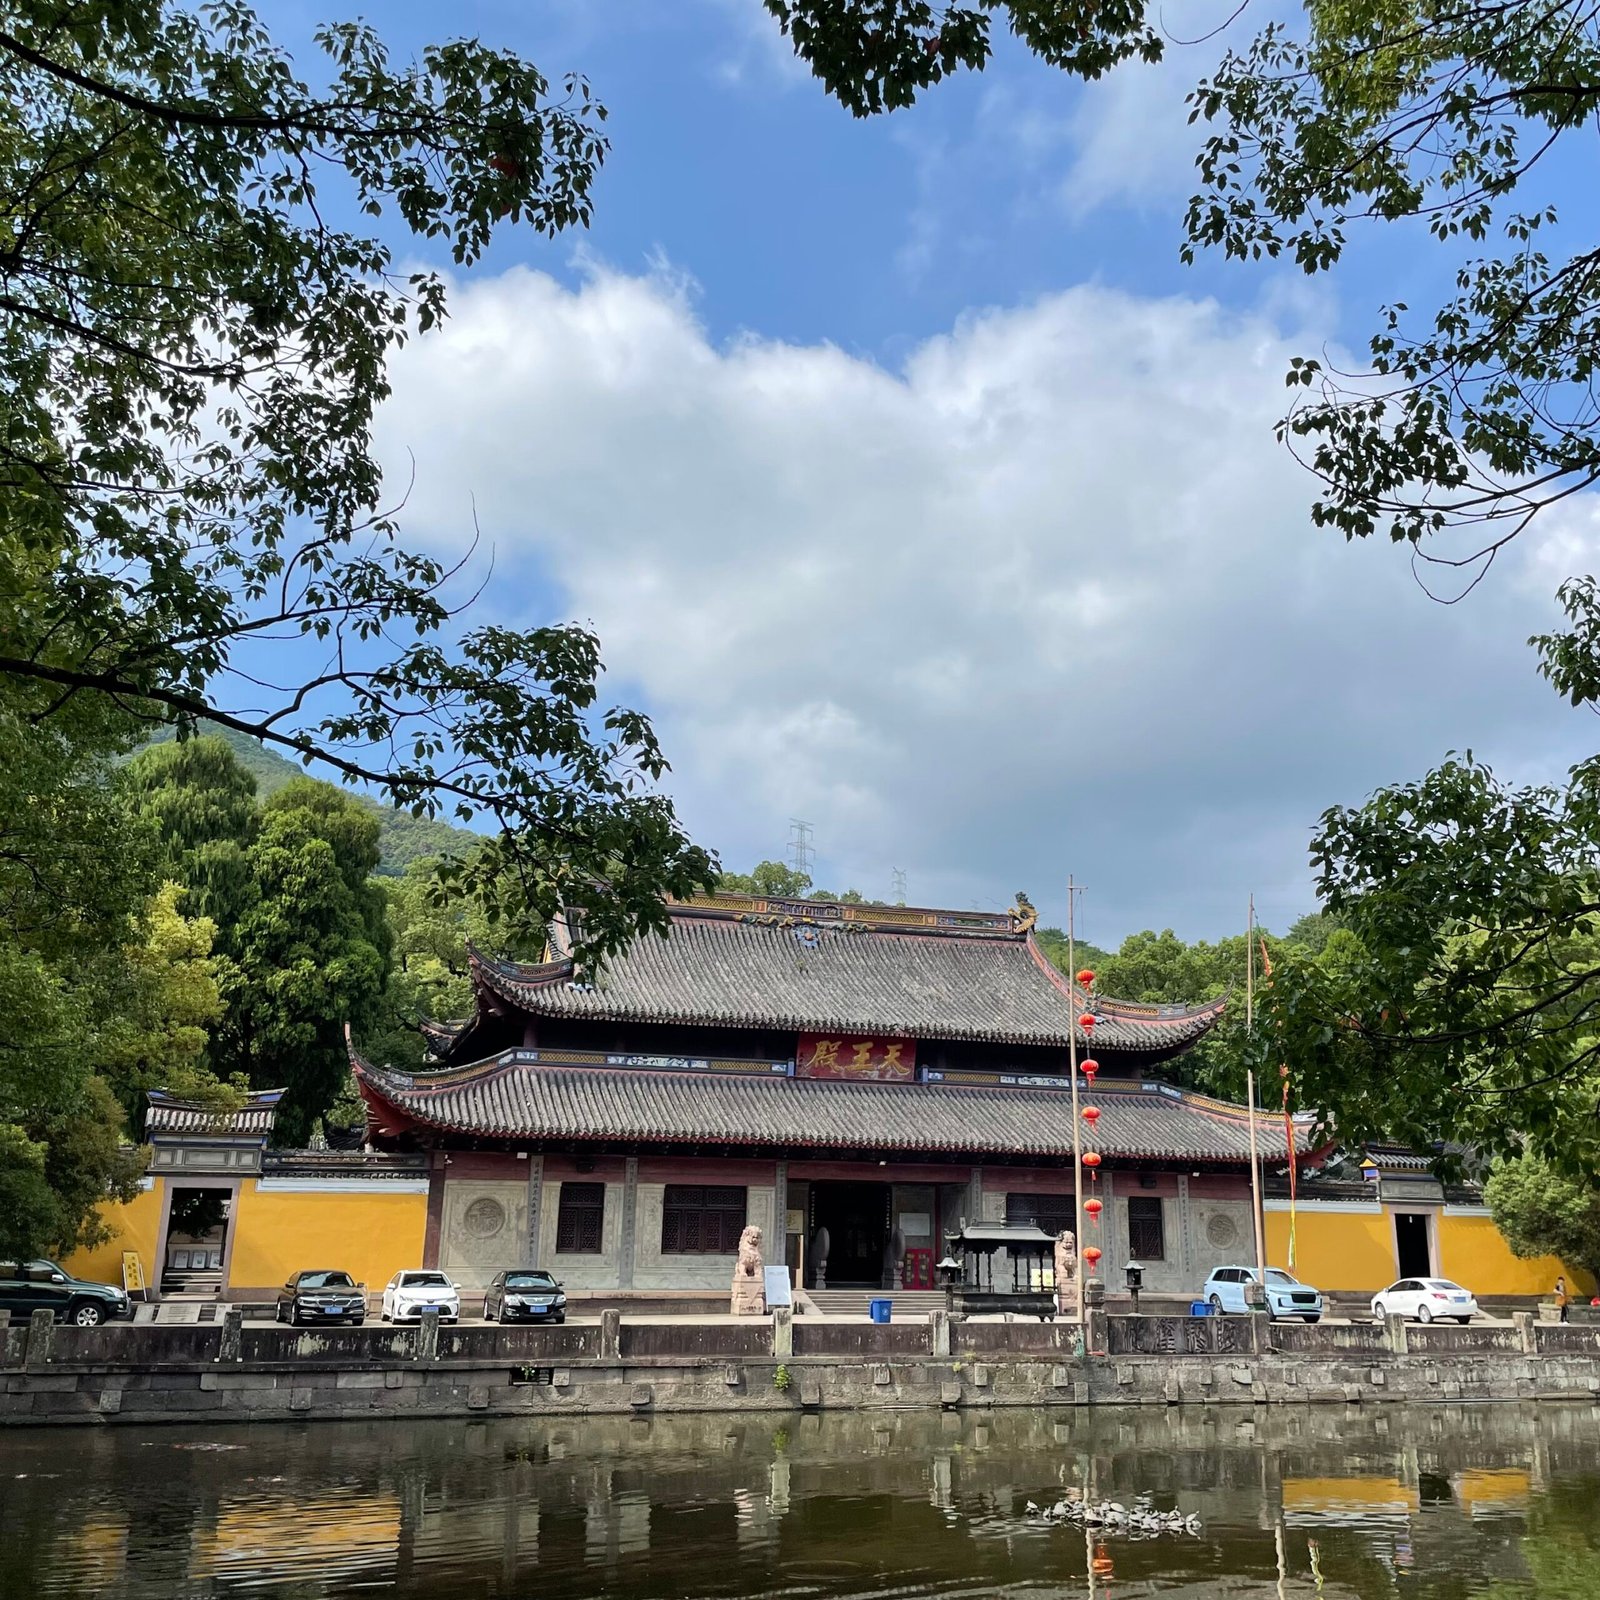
0, 1260, 131, 1327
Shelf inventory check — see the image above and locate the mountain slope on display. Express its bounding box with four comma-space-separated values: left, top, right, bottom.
133, 726, 482, 874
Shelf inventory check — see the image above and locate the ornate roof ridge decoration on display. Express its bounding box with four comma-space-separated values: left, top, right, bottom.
346, 1041, 1319, 1163
666, 891, 1028, 938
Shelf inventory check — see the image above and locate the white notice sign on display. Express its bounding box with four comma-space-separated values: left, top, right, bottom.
763, 1266, 793, 1307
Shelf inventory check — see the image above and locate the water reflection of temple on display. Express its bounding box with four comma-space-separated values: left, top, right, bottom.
9, 1404, 1600, 1596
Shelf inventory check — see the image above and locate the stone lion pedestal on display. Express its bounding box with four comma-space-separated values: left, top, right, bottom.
731, 1224, 767, 1316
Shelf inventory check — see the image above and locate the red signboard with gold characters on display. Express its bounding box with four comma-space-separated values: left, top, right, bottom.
796, 1034, 916, 1082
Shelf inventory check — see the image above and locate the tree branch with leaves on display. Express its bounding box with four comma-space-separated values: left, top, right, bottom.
0, 1, 713, 962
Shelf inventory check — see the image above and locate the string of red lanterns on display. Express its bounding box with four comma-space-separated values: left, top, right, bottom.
1079, 973, 1104, 1284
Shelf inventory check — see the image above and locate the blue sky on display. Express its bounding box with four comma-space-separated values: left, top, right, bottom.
259, 0, 1600, 947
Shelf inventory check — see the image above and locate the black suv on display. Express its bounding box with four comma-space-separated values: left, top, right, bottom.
0, 1260, 130, 1327
275, 1270, 367, 1326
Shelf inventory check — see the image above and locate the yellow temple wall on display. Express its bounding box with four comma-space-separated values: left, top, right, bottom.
1436, 1211, 1592, 1298
62, 1181, 164, 1288
227, 1180, 428, 1295
1265, 1201, 1592, 1297
1265, 1203, 1395, 1291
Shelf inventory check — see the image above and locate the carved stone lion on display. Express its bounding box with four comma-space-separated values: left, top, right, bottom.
731, 1223, 766, 1316
1054, 1230, 1080, 1318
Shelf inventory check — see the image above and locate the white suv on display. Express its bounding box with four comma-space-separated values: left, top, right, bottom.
1203, 1265, 1324, 1322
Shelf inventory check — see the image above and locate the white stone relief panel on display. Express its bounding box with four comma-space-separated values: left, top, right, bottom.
439, 1180, 528, 1288
1188, 1200, 1258, 1289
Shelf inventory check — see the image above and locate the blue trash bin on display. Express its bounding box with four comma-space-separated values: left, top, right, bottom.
869, 1298, 893, 1324
1189, 1300, 1212, 1317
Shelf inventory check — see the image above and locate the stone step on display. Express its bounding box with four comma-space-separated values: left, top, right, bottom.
805, 1289, 947, 1318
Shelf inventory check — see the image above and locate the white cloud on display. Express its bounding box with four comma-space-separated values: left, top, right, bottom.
1047, 0, 1298, 216
374, 260, 1595, 939
704, 0, 812, 88
1058, 49, 1203, 217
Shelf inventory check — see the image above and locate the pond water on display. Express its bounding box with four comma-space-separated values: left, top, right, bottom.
2, 1403, 1599, 1598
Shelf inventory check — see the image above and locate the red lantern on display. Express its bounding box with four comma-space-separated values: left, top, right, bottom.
1082, 1105, 1100, 1126
1082, 1151, 1102, 1169
1085, 1197, 1103, 1219
1079, 1013, 1097, 1030
1076, 968, 1096, 987
1083, 1245, 1102, 1266
1080, 1058, 1100, 1074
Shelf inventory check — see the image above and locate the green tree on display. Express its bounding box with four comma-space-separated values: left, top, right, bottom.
1283, 910, 1346, 957
0, 686, 238, 1255
0, 3, 712, 962
127, 736, 260, 932
718, 860, 815, 898
361, 852, 546, 1075
220, 778, 393, 1144
1246, 759, 1600, 1163
96, 883, 229, 1134
1035, 928, 1113, 977
1485, 1156, 1600, 1288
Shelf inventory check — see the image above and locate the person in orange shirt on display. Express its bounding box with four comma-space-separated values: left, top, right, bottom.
1555, 1275, 1570, 1324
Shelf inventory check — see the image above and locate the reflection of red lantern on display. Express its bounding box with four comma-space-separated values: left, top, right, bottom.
1082, 1105, 1100, 1126
1077, 968, 1096, 987
1084, 1245, 1103, 1266
1082, 1151, 1102, 1168
1085, 1197, 1103, 1219
1079, 1013, 1097, 1029
1092, 1547, 1115, 1578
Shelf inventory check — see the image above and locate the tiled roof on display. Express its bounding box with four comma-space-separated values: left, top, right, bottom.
350, 1050, 1316, 1164
261, 1150, 430, 1180
459, 902, 1225, 1054
145, 1089, 282, 1138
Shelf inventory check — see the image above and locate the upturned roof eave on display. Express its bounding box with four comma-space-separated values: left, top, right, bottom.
346, 1039, 1313, 1163
464, 942, 1224, 1051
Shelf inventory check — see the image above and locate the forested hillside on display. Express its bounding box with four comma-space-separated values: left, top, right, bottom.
136, 727, 480, 874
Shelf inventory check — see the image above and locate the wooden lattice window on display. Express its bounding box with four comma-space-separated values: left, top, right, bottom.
1128, 1196, 1166, 1260
661, 1185, 747, 1254
1005, 1192, 1075, 1236
555, 1182, 606, 1253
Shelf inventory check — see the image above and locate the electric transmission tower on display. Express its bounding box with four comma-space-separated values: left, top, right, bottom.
891, 867, 907, 904
786, 818, 815, 877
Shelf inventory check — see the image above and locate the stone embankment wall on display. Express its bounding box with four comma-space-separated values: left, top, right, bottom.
5, 1307, 1600, 1428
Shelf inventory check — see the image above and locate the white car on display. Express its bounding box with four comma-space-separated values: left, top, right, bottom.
381, 1269, 461, 1323
1202, 1265, 1324, 1322
1371, 1277, 1479, 1324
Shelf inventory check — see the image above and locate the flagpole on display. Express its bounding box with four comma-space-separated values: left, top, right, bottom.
1246, 894, 1268, 1288
1068, 875, 1085, 1335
